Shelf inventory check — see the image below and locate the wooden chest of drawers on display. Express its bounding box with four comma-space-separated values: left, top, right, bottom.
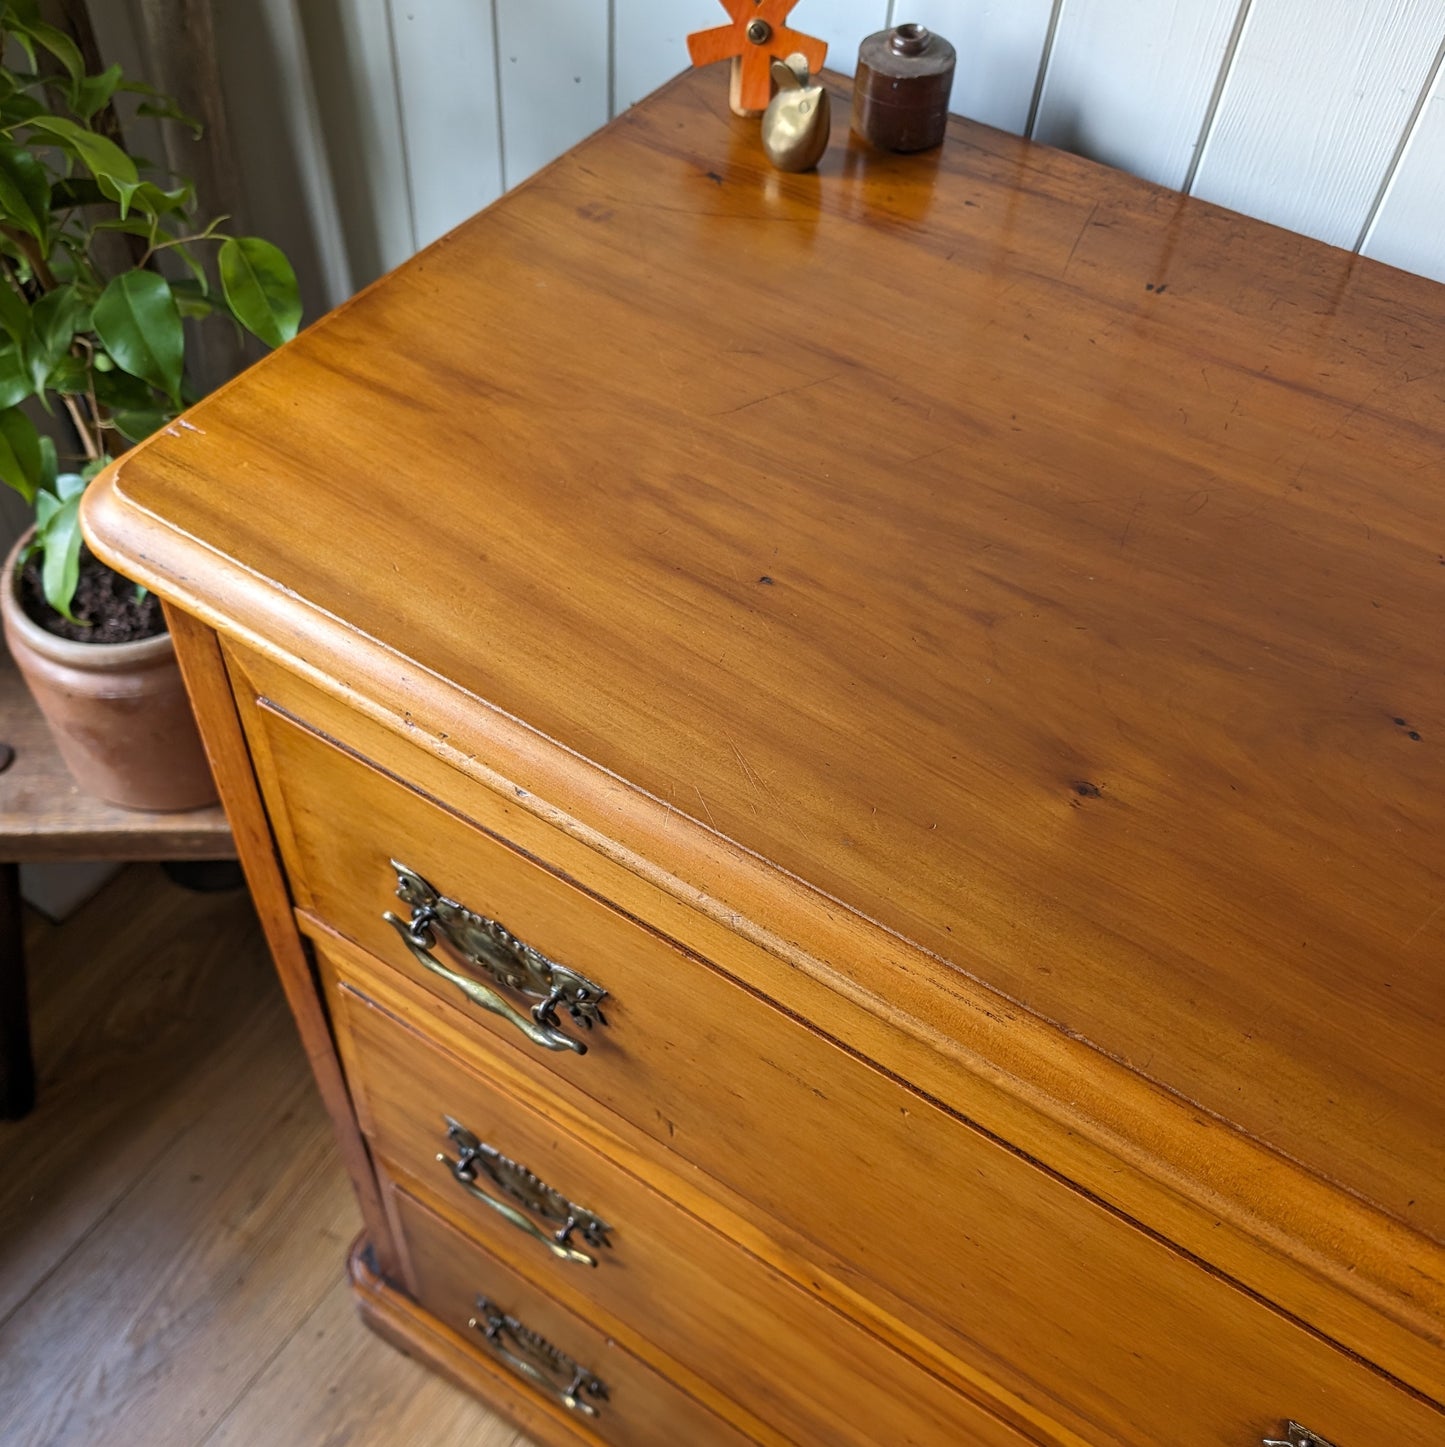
83, 67, 1443, 1447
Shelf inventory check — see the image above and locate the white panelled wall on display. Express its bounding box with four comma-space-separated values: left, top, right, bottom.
115, 1, 1445, 310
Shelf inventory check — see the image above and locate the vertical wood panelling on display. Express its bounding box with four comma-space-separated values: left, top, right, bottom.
388, 0, 505, 248
614, 1, 724, 112
496, 0, 610, 185
1190, 0, 1445, 249
215, 0, 353, 313
805, 0, 890, 77
1033, 0, 1244, 187
1361, 46, 1445, 281
82, 0, 1445, 298
296, 0, 415, 284
907, 0, 1057, 135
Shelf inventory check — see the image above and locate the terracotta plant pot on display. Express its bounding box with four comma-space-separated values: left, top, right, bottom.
2, 529, 217, 811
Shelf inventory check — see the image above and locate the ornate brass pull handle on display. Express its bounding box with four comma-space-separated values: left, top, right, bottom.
1264, 1425, 1338, 1447
382, 861, 608, 1055
438, 1115, 612, 1269
468, 1295, 609, 1417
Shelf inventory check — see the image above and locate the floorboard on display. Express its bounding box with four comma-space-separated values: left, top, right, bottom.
0, 864, 525, 1446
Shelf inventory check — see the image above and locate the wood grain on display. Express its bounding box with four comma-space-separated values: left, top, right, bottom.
351, 1237, 595, 1447
81, 60, 1445, 1435
0, 866, 271, 1327
85, 67, 1445, 1252
221, 632, 1445, 1403
0, 649, 232, 862
203, 1271, 528, 1447
393, 1182, 755, 1447
332, 970, 1038, 1447
0, 863, 524, 1447
279, 779, 1440, 1447
166, 605, 399, 1281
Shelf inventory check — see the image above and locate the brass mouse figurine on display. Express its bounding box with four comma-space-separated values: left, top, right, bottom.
760, 54, 830, 172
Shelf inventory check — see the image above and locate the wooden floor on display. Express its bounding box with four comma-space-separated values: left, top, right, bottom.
0, 864, 529, 1446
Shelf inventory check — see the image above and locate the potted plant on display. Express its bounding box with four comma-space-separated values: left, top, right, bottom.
0, 3, 300, 809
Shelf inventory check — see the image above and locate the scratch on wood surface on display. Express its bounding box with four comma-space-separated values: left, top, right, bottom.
903, 443, 957, 467
1403, 899, 1444, 950
711, 373, 839, 418
725, 734, 764, 812
1118, 496, 1143, 549
693, 786, 717, 831
1062, 203, 1099, 276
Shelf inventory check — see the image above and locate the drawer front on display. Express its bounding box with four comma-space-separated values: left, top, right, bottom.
390, 1179, 750, 1447
331, 959, 1039, 1447
244, 697, 1443, 1447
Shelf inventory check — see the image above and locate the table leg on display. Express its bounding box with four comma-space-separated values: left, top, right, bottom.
0, 860, 35, 1119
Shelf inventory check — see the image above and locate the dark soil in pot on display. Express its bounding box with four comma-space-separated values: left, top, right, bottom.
18, 547, 164, 644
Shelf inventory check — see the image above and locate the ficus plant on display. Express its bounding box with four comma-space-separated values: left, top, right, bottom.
0, 0, 301, 627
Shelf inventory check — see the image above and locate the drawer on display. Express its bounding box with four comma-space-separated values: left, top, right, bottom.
243, 695, 1444, 1447
329, 956, 1040, 1447
389, 1179, 750, 1447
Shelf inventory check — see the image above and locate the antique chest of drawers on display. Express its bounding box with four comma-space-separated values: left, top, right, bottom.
83, 67, 1444, 1447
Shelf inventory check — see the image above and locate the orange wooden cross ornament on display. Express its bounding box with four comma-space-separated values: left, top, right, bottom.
687, 1, 828, 117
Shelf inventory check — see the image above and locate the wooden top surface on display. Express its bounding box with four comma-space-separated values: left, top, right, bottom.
84, 69, 1444, 1245
0, 650, 232, 860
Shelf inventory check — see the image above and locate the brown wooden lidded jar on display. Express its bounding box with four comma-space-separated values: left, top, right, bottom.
852, 23, 957, 152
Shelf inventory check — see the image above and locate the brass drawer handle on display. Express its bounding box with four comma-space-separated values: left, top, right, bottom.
382, 861, 609, 1055
1264, 1427, 1338, 1447
438, 1114, 612, 1269
468, 1294, 609, 1417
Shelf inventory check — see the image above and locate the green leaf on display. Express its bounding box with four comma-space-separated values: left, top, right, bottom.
0, 341, 32, 407
0, 89, 44, 125
128, 179, 193, 216
49, 176, 107, 209
24, 114, 139, 216
169, 277, 213, 319
0, 405, 43, 503
71, 63, 124, 120
93, 269, 183, 401
92, 363, 154, 412
111, 405, 170, 443
24, 282, 83, 396
34, 486, 83, 621
91, 215, 154, 239
0, 140, 49, 242
0, 278, 30, 347
39, 435, 57, 491
127, 84, 203, 138
47, 352, 88, 393
6, 30, 36, 70
219, 236, 300, 349
12, 19, 84, 83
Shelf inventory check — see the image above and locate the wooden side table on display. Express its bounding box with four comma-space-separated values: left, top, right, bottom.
0, 649, 234, 1118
